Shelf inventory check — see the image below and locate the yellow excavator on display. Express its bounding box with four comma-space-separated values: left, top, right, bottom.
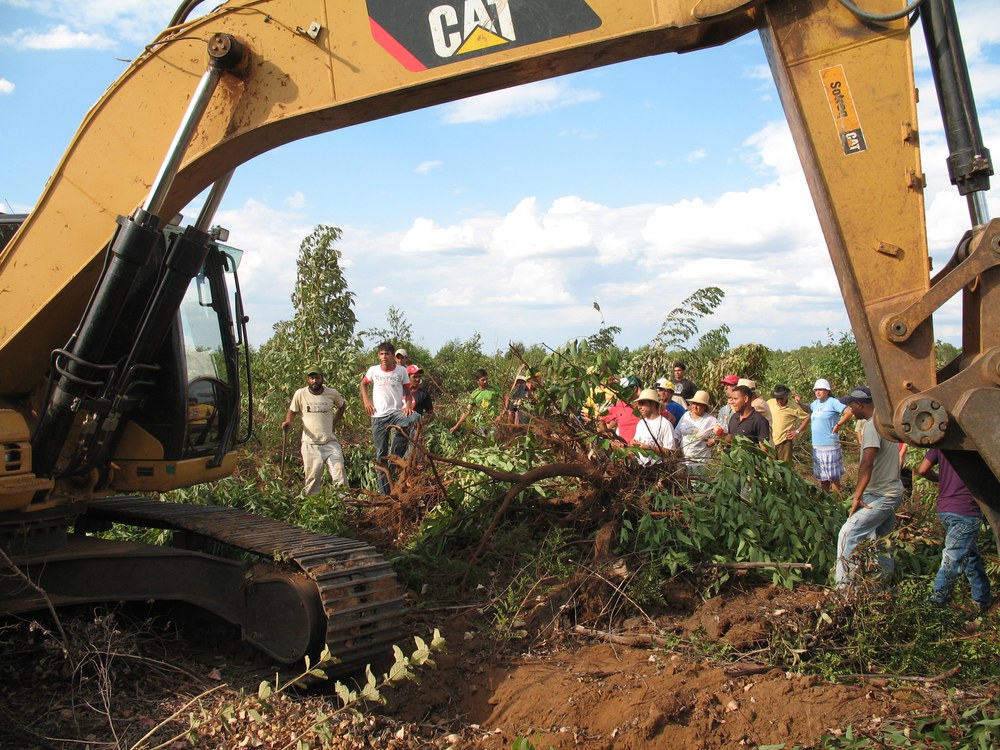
0, 0, 996, 666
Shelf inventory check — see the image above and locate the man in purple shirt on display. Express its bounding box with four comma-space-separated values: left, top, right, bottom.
917, 449, 994, 613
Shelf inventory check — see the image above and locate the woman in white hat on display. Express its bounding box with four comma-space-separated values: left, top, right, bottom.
792, 378, 850, 493
675, 390, 722, 476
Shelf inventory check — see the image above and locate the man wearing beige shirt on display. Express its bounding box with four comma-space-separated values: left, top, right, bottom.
767, 384, 809, 462
282, 369, 347, 495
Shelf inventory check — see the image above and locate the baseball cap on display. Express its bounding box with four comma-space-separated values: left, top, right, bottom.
814, 378, 832, 391
395, 348, 408, 357
737, 378, 756, 390
407, 364, 423, 375
655, 378, 674, 391
306, 367, 323, 377
839, 386, 873, 405
720, 374, 740, 386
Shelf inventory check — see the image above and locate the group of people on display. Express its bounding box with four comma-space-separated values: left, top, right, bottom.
280, 351, 993, 613
281, 343, 434, 496
448, 367, 540, 432
281, 343, 542, 497
598, 369, 851, 486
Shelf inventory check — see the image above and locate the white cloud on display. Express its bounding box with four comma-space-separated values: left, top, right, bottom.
415, 160, 443, 174
486, 259, 574, 305
744, 64, 772, 80
441, 79, 601, 124
0, 78, 13, 94
400, 217, 476, 254
492, 196, 599, 260
1, 25, 113, 50
427, 287, 473, 307
684, 149, 707, 163
201, 96, 999, 353
283, 191, 307, 210
1, 1, 180, 45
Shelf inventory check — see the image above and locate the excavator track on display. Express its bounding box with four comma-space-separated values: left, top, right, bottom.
81, 496, 405, 674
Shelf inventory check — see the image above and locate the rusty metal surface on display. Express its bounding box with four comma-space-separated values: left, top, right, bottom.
83, 496, 405, 674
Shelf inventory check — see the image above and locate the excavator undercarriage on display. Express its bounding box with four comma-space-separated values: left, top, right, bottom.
2, 497, 404, 671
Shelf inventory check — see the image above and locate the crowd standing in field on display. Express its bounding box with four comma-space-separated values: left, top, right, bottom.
278, 346, 994, 605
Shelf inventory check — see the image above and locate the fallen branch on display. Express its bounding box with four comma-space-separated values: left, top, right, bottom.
844, 665, 961, 684
425, 451, 604, 486
0, 547, 67, 645
456, 459, 607, 571
570, 625, 671, 648
697, 562, 813, 570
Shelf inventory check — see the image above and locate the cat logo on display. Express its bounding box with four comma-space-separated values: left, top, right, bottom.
368, 0, 602, 72
820, 65, 868, 156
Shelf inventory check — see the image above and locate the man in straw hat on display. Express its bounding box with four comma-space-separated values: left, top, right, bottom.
630, 388, 677, 466
654, 378, 686, 425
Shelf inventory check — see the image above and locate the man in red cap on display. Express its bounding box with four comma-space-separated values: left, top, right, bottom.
406, 364, 434, 424
717, 374, 740, 425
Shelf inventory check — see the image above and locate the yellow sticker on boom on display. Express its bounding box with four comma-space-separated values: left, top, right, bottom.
820, 65, 867, 156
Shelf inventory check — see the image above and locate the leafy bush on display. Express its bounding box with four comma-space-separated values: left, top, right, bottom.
620, 440, 843, 592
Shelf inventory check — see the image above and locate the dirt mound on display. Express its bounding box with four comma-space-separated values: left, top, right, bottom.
386, 585, 924, 749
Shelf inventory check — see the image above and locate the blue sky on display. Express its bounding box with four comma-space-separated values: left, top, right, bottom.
2, 0, 999, 357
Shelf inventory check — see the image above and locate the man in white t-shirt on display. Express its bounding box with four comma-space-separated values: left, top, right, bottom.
360, 341, 411, 495
630, 388, 677, 467
282, 369, 347, 495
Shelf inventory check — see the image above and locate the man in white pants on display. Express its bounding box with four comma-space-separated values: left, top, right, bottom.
282, 368, 347, 495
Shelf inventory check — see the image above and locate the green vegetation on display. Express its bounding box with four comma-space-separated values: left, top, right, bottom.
129, 226, 1000, 747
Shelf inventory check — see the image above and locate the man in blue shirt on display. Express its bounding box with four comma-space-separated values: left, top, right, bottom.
793, 378, 849, 493
655, 379, 687, 426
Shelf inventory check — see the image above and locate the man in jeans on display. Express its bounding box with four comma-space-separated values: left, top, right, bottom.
834, 386, 903, 588
917, 449, 994, 613
360, 341, 411, 495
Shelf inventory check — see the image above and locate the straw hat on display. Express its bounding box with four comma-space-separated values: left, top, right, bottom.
688, 390, 712, 407
633, 388, 661, 406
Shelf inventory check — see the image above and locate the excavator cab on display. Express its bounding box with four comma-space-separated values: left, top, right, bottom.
178, 237, 247, 458
109, 228, 252, 491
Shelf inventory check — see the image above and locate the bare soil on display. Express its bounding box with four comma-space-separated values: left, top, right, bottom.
0, 580, 955, 749
384, 584, 926, 750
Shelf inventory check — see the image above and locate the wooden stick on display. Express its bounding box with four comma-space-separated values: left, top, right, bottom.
844, 665, 961, 683
697, 562, 813, 570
